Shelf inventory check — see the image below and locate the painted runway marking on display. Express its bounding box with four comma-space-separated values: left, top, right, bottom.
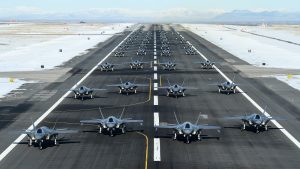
154, 60, 157, 64
154, 138, 161, 161
154, 96, 158, 105
154, 73, 158, 80
153, 66, 157, 72
154, 112, 160, 127
181, 32, 300, 149
154, 56, 157, 60
0, 25, 141, 162
154, 83, 158, 91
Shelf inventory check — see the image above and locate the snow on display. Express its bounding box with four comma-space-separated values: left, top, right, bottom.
0, 78, 26, 98
275, 75, 300, 91
0, 23, 133, 98
182, 24, 300, 91
0, 23, 134, 72
182, 24, 300, 69
229, 25, 300, 45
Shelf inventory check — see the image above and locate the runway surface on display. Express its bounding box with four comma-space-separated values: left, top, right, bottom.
0, 24, 299, 169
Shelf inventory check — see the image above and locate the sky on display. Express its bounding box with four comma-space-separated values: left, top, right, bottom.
1, 0, 300, 22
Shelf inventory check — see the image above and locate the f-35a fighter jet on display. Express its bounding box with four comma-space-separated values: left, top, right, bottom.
159, 79, 197, 97
24, 122, 77, 150
99, 62, 120, 71
124, 58, 151, 70
80, 107, 143, 136
158, 60, 178, 70
225, 111, 282, 133
106, 78, 148, 94
195, 60, 215, 69
155, 112, 221, 144
71, 86, 106, 100
215, 81, 238, 94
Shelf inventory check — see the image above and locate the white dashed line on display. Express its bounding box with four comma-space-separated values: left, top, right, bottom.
153, 66, 157, 71
154, 96, 158, 105
0, 25, 141, 162
183, 32, 300, 149
154, 83, 158, 91
154, 138, 161, 161
154, 112, 160, 127
154, 73, 158, 80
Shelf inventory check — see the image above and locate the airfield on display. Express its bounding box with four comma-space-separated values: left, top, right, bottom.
0, 24, 299, 169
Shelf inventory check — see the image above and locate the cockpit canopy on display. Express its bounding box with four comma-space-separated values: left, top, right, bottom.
108, 118, 114, 123
255, 114, 261, 119
185, 123, 190, 128
37, 128, 43, 134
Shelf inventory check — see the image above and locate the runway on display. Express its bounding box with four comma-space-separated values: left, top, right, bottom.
0, 24, 299, 169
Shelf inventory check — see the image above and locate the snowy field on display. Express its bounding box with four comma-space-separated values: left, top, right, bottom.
275, 75, 300, 91
228, 24, 300, 45
0, 22, 134, 98
182, 24, 300, 91
0, 23, 134, 71
0, 78, 26, 98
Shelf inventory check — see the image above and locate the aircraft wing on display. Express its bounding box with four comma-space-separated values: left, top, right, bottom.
106, 84, 122, 87
91, 88, 107, 91
157, 86, 169, 89
121, 119, 144, 124
134, 84, 149, 87
155, 124, 178, 129
51, 129, 78, 134
196, 125, 221, 130
80, 119, 105, 125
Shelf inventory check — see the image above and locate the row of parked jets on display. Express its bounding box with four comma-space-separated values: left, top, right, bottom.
24, 26, 280, 150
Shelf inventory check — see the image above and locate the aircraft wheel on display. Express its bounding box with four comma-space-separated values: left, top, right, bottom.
110, 130, 114, 137
218, 89, 221, 93
39, 142, 43, 150
28, 139, 32, 147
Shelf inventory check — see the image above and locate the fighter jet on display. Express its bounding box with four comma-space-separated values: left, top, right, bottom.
80, 107, 143, 136
24, 122, 76, 150
225, 112, 281, 133
159, 79, 197, 97
215, 81, 238, 94
195, 60, 215, 69
158, 60, 178, 70
155, 112, 221, 144
71, 86, 106, 100
124, 58, 151, 70
106, 78, 148, 94
98, 62, 120, 71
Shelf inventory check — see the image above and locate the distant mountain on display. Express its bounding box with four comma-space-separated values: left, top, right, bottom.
213, 10, 300, 23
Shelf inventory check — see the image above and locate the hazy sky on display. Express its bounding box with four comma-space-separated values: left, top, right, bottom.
1, 0, 299, 21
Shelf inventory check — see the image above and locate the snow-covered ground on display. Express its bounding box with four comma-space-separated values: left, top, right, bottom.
182, 24, 300, 69
275, 75, 300, 91
0, 23, 134, 71
0, 78, 26, 98
227, 25, 300, 45
182, 24, 300, 92
0, 22, 134, 98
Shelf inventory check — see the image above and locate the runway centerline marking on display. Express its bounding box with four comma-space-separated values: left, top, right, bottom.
0, 24, 141, 162
154, 73, 158, 80
154, 112, 159, 127
154, 83, 158, 91
153, 66, 157, 72
154, 138, 161, 161
180, 31, 300, 149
